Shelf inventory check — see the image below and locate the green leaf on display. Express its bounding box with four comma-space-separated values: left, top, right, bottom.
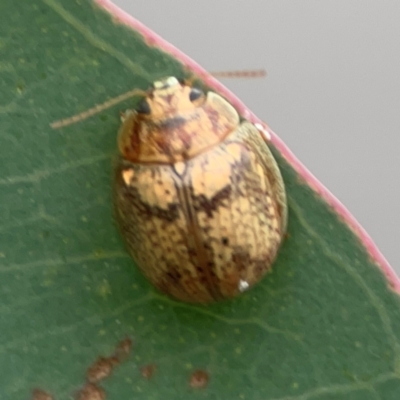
1, 1, 400, 399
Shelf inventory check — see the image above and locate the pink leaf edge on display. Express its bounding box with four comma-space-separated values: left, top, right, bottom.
95, 0, 400, 295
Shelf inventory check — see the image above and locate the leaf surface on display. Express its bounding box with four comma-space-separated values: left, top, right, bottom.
1, 1, 400, 399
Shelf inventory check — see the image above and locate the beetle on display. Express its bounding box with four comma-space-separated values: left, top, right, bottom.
114, 76, 287, 303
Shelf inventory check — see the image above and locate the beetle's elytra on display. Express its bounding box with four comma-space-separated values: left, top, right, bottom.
114, 77, 287, 303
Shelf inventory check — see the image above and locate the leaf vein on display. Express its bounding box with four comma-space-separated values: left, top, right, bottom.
41, 0, 152, 81
0, 153, 112, 186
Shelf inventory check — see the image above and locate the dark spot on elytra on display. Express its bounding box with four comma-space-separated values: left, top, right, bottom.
221, 237, 229, 246
232, 249, 251, 272
187, 247, 198, 257
166, 269, 182, 283
254, 260, 269, 277
192, 185, 232, 218
118, 179, 180, 223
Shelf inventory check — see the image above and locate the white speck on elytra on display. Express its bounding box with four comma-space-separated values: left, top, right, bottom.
239, 280, 249, 292
255, 123, 271, 141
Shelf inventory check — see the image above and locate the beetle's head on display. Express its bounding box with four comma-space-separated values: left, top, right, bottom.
118, 76, 239, 164
133, 77, 206, 120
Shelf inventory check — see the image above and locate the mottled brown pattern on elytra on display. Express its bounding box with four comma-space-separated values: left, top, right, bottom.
191, 185, 232, 218
114, 163, 216, 303
123, 186, 180, 222
239, 123, 288, 233
190, 123, 286, 298
114, 118, 287, 303
114, 80, 286, 303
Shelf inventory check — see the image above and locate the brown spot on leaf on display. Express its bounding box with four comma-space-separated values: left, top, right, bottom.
31, 388, 54, 400
140, 364, 157, 379
189, 369, 209, 389
114, 337, 133, 362
76, 383, 105, 400
86, 356, 117, 383
83, 337, 132, 387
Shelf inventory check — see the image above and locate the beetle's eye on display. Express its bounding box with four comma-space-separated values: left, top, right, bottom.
136, 98, 151, 114
189, 88, 204, 102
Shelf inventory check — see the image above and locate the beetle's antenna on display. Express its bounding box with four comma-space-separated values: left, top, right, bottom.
50, 88, 146, 129
210, 69, 267, 78
180, 69, 267, 88
50, 69, 267, 129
